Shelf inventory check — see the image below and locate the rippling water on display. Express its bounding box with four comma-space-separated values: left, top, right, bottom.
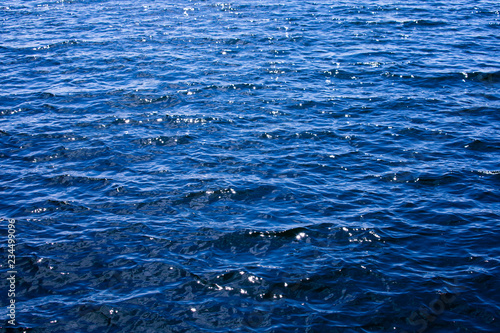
1, 0, 499, 332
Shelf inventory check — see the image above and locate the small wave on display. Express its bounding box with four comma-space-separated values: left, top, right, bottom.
475, 170, 500, 175
462, 71, 500, 83
45, 174, 111, 188
384, 71, 500, 86
134, 134, 194, 147
415, 172, 462, 186
26, 199, 91, 215
32, 39, 80, 51
401, 19, 449, 27
464, 139, 500, 152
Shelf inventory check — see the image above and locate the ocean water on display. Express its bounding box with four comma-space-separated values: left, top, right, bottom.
1, 0, 499, 332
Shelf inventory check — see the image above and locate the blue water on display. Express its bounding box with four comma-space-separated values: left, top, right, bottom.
1, 0, 499, 332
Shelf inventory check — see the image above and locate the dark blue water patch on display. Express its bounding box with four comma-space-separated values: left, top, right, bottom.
6, 218, 499, 332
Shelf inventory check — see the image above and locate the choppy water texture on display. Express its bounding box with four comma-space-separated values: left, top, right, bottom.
1, 0, 500, 332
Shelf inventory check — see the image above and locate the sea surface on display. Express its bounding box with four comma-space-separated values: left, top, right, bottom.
1, 0, 499, 332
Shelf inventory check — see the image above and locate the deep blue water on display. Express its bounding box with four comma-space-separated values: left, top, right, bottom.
1, 0, 500, 332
